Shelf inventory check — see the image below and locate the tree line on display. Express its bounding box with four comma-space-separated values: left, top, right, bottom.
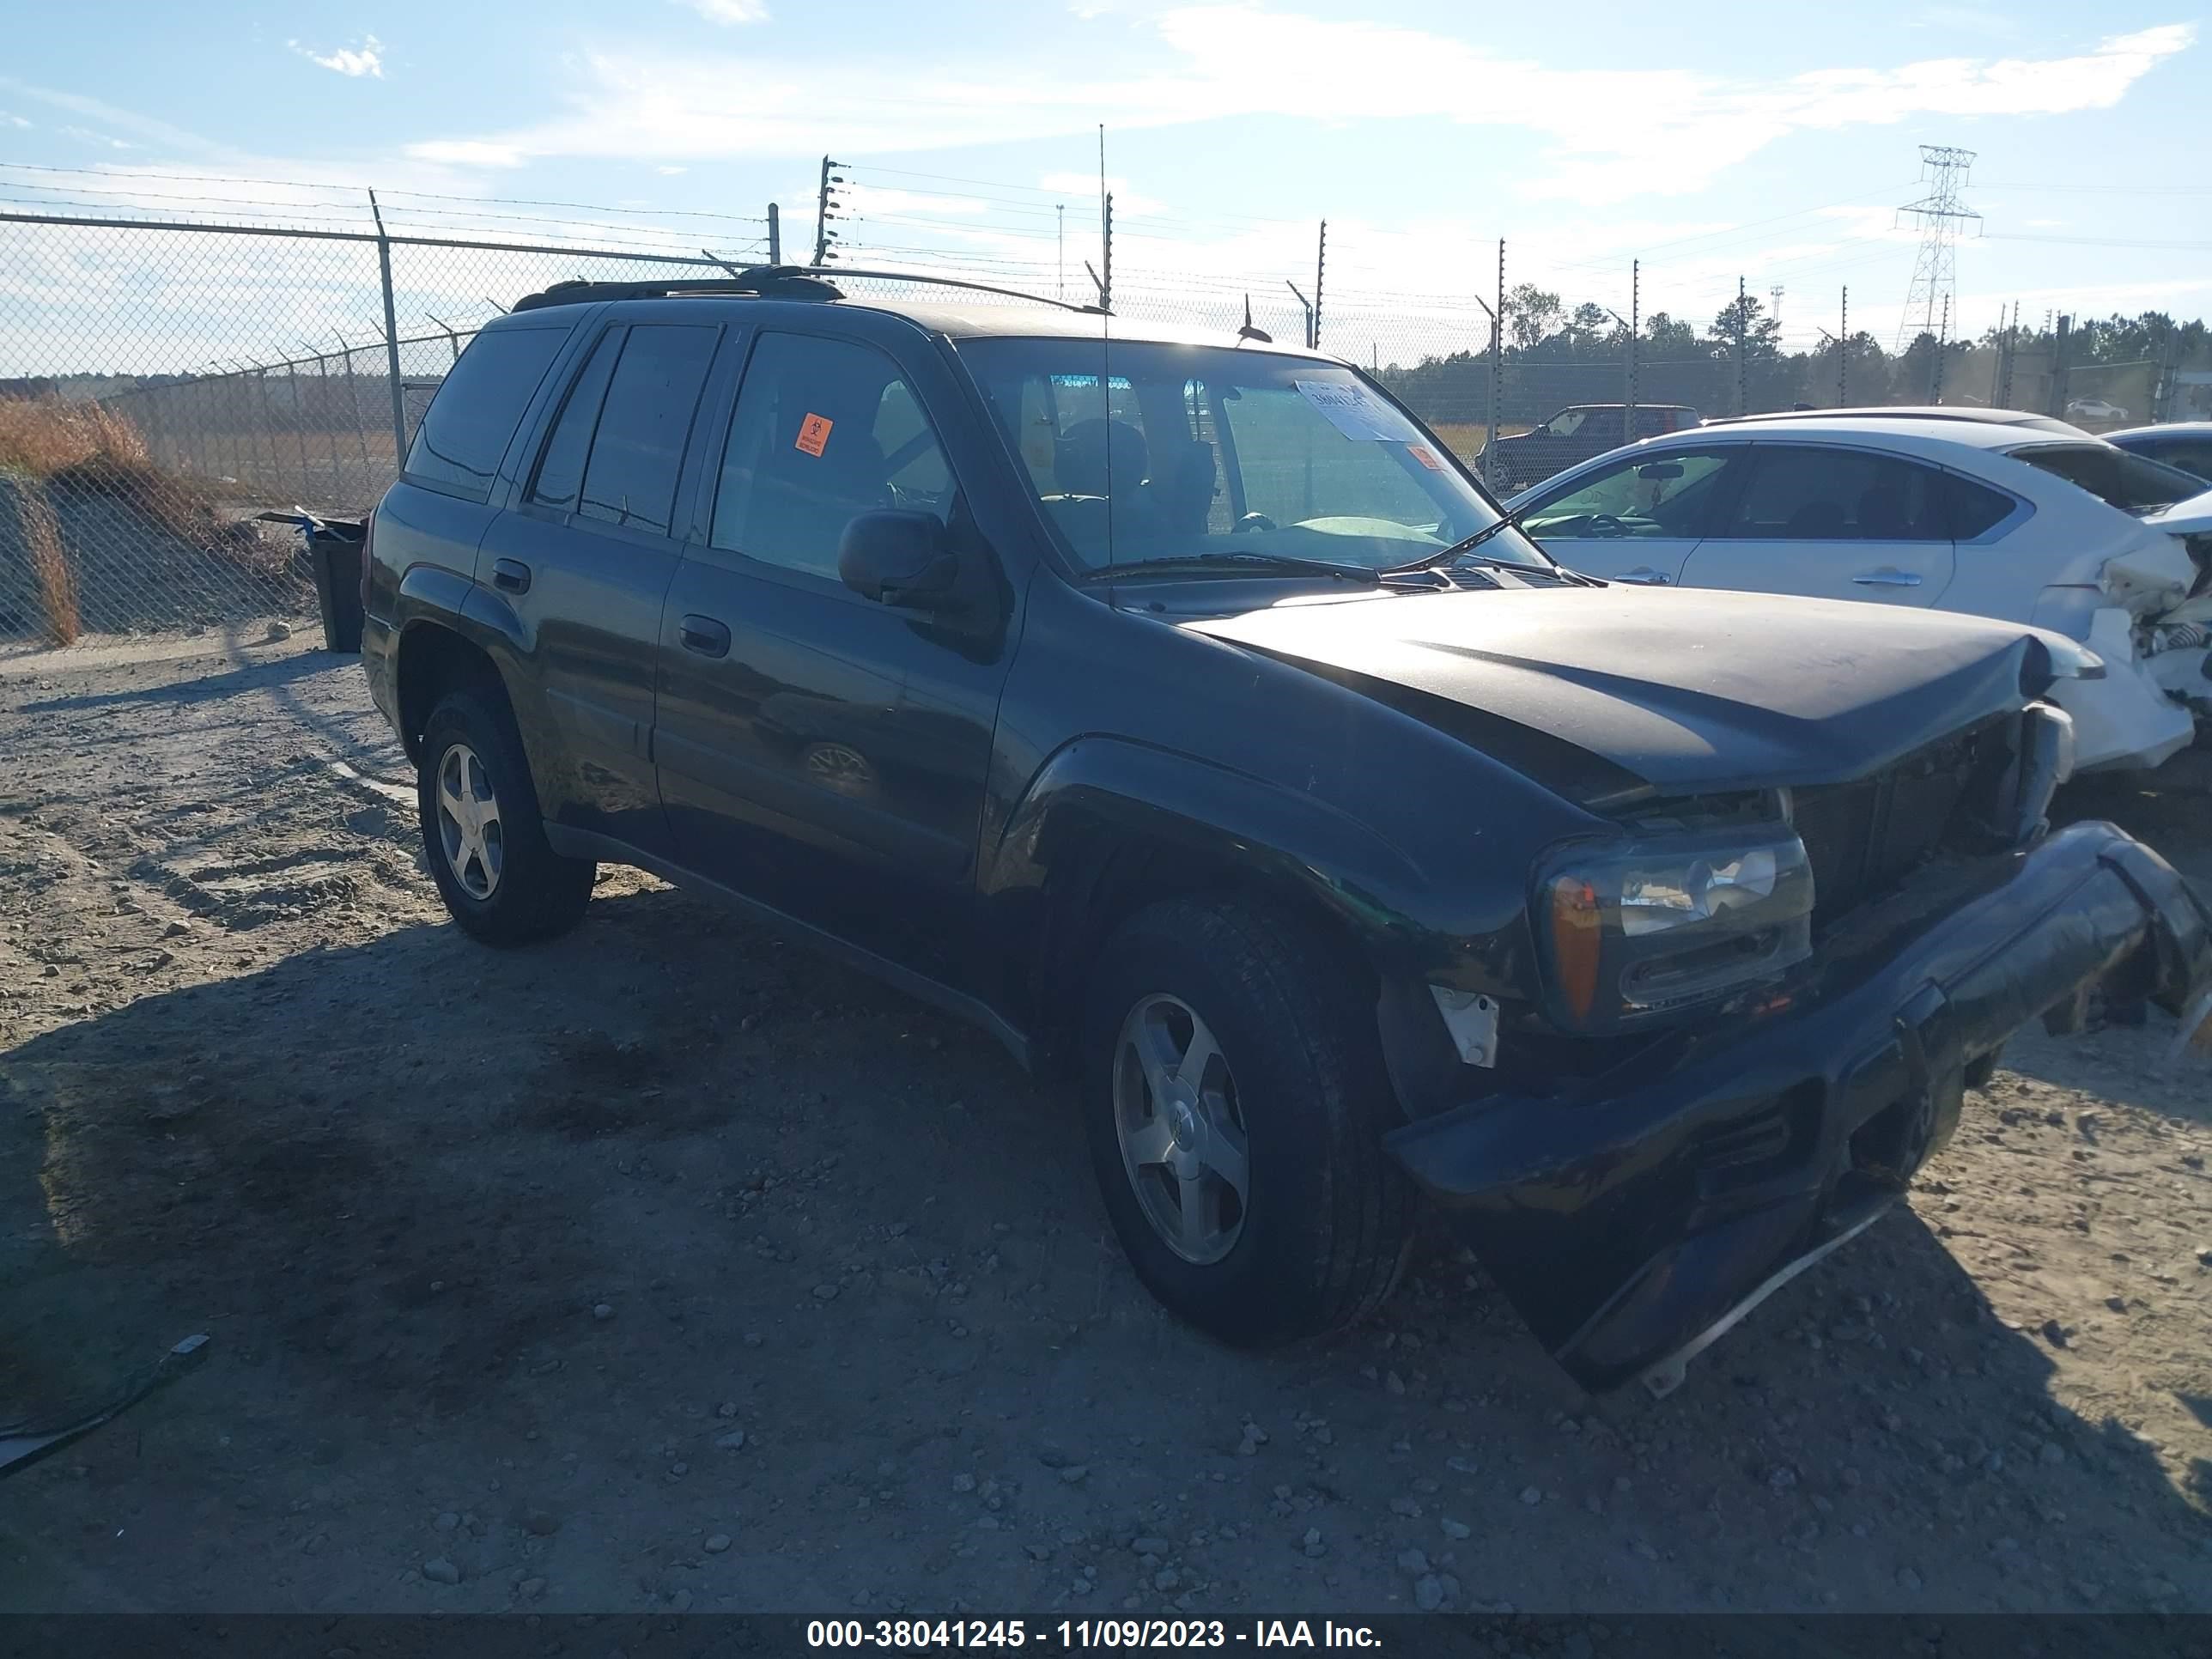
1375, 289, 2211, 426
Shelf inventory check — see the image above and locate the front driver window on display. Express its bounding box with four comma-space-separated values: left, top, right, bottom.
710, 333, 952, 580
1520, 450, 1735, 540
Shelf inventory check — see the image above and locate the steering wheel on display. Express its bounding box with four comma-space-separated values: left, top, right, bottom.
1233, 511, 1279, 534
1584, 513, 1629, 539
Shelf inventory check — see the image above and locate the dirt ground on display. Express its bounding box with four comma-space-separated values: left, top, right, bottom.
1, 633, 2208, 1618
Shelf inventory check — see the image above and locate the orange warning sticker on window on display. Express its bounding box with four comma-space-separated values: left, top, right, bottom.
1407, 444, 1443, 471
795, 413, 834, 457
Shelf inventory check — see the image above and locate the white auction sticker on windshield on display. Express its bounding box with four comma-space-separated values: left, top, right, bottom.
1294, 380, 1419, 442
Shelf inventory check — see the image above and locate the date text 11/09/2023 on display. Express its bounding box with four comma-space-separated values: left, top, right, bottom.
805, 1620, 1382, 1650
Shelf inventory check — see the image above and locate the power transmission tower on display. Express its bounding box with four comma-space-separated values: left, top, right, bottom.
1893, 144, 1978, 353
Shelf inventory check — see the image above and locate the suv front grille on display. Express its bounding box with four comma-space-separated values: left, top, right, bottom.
1791, 728, 1990, 927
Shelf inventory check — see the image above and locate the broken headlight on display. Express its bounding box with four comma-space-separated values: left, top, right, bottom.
1538, 829, 1814, 1032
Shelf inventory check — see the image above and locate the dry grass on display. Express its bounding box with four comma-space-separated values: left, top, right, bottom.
0, 396, 151, 478
18, 489, 81, 646
0, 396, 287, 580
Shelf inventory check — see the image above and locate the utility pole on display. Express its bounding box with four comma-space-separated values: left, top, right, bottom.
1893, 144, 1978, 352
1769, 284, 1784, 336
1286, 282, 1315, 351
812, 158, 845, 264
1492, 239, 1504, 486
1097, 125, 1111, 313
767, 203, 781, 264
1057, 204, 1065, 302
1312, 220, 1327, 353
1735, 275, 1747, 416
1838, 287, 1849, 405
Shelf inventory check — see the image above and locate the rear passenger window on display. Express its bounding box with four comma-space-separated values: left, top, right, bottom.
528, 329, 623, 513
403, 325, 568, 495
1718, 447, 1947, 541
1943, 475, 2018, 539
574, 324, 719, 536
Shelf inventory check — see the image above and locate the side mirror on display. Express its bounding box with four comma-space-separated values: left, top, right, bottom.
838, 510, 957, 609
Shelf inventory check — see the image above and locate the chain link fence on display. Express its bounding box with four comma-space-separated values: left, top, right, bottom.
4, 200, 2208, 650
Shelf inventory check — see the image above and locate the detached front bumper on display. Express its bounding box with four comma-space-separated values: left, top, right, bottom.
1385, 821, 2212, 1395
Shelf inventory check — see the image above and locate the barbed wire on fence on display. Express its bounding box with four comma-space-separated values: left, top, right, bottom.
4, 185, 2208, 648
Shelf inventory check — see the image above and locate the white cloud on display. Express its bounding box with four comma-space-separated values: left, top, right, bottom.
289, 35, 385, 78
1, 111, 29, 128
0, 75, 216, 152
398, 10, 2196, 209
657, 164, 689, 175
673, 0, 770, 21
59, 125, 133, 149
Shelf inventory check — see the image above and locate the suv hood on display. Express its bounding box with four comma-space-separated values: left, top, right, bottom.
1184, 586, 2081, 808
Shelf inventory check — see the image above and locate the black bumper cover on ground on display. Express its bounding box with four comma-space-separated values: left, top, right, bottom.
1385, 821, 2212, 1395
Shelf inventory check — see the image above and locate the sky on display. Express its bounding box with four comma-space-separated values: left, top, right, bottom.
2, 0, 2209, 373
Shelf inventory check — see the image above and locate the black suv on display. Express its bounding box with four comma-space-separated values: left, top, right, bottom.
362, 269, 2209, 1396
1483, 403, 1702, 495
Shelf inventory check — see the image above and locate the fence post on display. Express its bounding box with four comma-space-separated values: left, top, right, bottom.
369, 190, 410, 471
337, 331, 376, 499
1312, 220, 1326, 353
768, 203, 781, 264
312, 350, 344, 501
1735, 276, 1747, 417
1839, 288, 1849, 405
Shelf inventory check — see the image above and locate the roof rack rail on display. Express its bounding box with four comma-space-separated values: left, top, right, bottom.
510, 264, 1107, 317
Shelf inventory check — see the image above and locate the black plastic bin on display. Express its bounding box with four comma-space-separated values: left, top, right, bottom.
258, 512, 365, 653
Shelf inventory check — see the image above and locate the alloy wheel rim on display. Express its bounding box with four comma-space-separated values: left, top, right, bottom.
435, 742, 504, 900
1112, 993, 1251, 1264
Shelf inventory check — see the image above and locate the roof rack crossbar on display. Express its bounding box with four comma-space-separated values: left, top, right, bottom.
510, 264, 1107, 317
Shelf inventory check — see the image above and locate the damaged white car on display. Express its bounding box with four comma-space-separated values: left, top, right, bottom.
1508, 411, 2212, 771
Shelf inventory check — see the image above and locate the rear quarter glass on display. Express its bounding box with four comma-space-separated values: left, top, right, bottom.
403, 323, 574, 498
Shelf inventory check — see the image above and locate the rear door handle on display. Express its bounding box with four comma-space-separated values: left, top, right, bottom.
1852, 568, 1923, 587
491, 557, 532, 593
679, 614, 731, 659
1614, 566, 1671, 586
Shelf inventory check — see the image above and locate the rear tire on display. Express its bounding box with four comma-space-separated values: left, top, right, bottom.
1081, 896, 1417, 1346
416, 686, 594, 945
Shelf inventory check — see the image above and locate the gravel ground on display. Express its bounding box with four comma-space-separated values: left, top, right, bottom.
2, 634, 2208, 1616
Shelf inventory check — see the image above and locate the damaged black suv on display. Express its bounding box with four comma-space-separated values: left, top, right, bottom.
362, 269, 2212, 1395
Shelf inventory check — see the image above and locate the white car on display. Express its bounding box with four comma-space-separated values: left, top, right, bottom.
1505, 412, 2212, 771
2066, 397, 2130, 423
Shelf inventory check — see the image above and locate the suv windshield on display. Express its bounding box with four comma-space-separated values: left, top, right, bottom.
957, 337, 1548, 574
2006, 441, 2209, 515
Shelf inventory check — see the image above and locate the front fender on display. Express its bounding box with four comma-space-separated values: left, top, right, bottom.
986, 735, 1432, 939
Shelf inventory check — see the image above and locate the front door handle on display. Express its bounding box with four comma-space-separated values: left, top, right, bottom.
679, 614, 731, 659
1614, 566, 1671, 586
491, 557, 532, 594
1852, 568, 1923, 587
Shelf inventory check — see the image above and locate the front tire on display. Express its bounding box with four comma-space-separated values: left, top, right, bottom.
1081, 896, 1417, 1346
416, 687, 594, 945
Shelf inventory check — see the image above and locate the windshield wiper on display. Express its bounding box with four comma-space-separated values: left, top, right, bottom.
1079, 553, 1381, 585
1382, 519, 1597, 585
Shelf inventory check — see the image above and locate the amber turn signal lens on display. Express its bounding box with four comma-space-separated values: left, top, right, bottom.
1549, 876, 1604, 1024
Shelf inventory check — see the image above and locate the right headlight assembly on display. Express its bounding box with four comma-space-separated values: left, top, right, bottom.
1537, 828, 1816, 1033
